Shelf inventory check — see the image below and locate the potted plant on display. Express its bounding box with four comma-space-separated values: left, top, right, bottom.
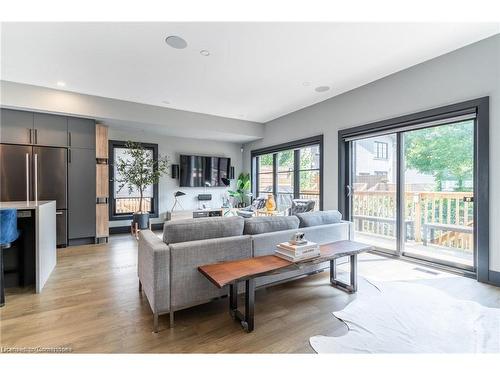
115, 141, 169, 230
228, 172, 251, 208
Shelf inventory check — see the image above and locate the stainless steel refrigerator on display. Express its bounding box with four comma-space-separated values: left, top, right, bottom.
0, 144, 68, 246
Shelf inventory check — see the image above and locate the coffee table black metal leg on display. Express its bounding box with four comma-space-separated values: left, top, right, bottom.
242, 279, 255, 332
350, 254, 358, 292
228, 279, 255, 332
330, 254, 358, 293
229, 282, 238, 319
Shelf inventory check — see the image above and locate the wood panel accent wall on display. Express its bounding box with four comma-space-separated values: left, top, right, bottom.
96, 204, 109, 238
96, 164, 109, 197
96, 124, 108, 160
95, 124, 109, 242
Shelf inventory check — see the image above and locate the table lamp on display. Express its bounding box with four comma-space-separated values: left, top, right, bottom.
171, 191, 186, 212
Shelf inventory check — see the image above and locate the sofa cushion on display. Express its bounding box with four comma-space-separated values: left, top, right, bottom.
163, 216, 244, 244
295, 210, 342, 228
251, 222, 351, 257
243, 216, 299, 235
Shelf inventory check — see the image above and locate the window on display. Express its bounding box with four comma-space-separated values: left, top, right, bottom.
109, 140, 159, 220
375, 141, 388, 159
298, 145, 321, 210
374, 171, 388, 178
277, 149, 294, 210
257, 153, 274, 198
251, 135, 323, 211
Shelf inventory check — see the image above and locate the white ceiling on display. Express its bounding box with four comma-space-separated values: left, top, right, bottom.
1, 22, 499, 123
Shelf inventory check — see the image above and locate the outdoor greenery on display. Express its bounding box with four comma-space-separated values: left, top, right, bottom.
115, 141, 169, 213
228, 172, 251, 206
404, 121, 473, 191
259, 146, 319, 191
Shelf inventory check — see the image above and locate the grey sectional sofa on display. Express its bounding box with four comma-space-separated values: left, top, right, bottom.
137, 210, 352, 332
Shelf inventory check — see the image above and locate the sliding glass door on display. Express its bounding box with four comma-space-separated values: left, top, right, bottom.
351, 134, 398, 253
344, 118, 477, 272
402, 120, 475, 268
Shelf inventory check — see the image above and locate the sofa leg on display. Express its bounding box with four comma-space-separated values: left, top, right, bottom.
169, 311, 174, 328
139, 280, 142, 292
153, 313, 159, 333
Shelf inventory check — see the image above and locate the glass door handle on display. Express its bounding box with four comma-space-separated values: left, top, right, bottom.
346, 185, 352, 197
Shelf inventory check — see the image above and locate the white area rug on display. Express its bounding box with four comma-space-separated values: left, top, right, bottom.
310, 281, 500, 353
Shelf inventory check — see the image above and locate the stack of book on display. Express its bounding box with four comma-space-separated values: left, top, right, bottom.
275, 240, 320, 262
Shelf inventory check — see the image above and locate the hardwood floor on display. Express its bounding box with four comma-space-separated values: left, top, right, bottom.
1, 233, 499, 353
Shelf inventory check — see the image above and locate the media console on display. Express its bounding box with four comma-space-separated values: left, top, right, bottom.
166, 209, 223, 221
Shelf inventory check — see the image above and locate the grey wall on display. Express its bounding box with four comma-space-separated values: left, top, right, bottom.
243, 34, 500, 272
108, 128, 242, 228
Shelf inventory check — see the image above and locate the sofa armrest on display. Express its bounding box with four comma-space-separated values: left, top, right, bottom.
169, 235, 252, 309
138, 230, 170, 314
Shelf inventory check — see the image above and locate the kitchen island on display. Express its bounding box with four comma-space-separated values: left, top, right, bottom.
0, 200, 57, 293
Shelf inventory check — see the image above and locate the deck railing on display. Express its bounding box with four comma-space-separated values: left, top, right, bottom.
353, 191, 473, 250
115, 197, 152, 214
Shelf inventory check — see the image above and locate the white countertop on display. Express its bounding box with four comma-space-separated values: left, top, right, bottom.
0, 200, 57, 293
0, 200, 56, 210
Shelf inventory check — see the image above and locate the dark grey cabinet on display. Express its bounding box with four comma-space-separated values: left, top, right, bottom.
68, 117, 95, 149
0, 109, 34, 145
68, 148, 96, 240
33, 113, 68, 147
1, 108, 97, 245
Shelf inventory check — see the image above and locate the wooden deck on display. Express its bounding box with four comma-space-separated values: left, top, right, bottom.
354, 232, 473, 267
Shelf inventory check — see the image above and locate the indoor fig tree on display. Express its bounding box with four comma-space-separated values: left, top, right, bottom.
115, 141, 169, 229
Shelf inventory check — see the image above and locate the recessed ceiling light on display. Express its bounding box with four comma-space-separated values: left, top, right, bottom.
165, 35, 187, 49
315, 85, 330, 92
200, 50, 210, 56
56, 81, 66, 87
302, 82, 311, 86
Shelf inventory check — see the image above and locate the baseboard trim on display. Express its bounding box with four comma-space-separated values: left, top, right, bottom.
488, 270, 500, 286
68, 237, 95, 246
109, 223, 163, 234
109, 226, 129, 234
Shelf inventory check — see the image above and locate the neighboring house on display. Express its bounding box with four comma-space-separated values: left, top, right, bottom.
353, 136, 436, 191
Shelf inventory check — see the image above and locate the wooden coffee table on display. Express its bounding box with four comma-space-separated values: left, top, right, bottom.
198, 240, 372, 332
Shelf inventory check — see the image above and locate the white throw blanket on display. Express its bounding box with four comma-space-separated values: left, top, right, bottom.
310, 281, 500, 353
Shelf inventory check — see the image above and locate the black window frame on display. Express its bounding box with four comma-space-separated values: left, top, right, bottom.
251, 135, 324, 210
297, 144, 321, 206
338, 97, 489, 283
256, 152, 275, 197
374, 141, 388, 159
109, 140, 160, 221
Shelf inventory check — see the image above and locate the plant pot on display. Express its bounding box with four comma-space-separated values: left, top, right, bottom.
132, 212, 150, 230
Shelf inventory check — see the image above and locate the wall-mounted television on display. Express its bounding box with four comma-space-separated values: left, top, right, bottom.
179, 155, 231, 187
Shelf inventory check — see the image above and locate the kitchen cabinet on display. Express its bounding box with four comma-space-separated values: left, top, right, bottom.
68, 148, 96, 241
68, 117, 96, 149
0, 109, 34, 145
33, 113, 68, 147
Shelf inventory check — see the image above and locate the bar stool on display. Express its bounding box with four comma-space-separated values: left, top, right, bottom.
1, 208, 20, 307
